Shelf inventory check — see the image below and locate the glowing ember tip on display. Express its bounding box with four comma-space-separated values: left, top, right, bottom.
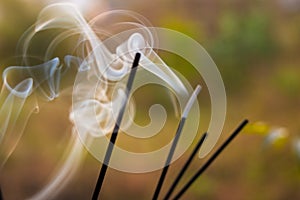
182, 85, 201, 118
152, 85, 202, 200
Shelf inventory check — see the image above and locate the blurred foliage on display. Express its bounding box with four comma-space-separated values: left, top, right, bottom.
273, 66, 300, 97
0, 0, 42, 63
208, 9, 276, 89
158, 14, 205, 41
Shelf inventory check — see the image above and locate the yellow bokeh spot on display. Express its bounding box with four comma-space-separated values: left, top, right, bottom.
243, 121, 270, 135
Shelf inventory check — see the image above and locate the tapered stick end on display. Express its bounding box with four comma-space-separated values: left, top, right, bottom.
132, 52, 141, 68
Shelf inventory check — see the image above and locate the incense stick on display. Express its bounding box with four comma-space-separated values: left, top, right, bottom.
152, 85, 201, 200
0, 185, 3, 200
172, 119, 249, 200
92, 53, 141, 200
163, 132, 207, 200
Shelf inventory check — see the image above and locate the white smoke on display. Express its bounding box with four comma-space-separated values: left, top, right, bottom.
0, 2, 226, 199
0, 2, 191, 199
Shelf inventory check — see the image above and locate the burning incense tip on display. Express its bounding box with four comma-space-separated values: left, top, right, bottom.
152, 85, 201, 200
182, 85, 201, 118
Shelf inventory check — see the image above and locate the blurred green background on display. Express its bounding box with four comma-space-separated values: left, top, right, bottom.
0, 0, 300, 199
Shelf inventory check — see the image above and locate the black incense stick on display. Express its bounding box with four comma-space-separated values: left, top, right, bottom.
92, 53, 141, 200
163, 132, 207, 200
152, 85, 201, 200
0, 185, 3, 200
172, 119, 249, 200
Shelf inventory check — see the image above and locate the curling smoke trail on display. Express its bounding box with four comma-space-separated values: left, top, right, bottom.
0, 4, 195, 199
0, 2, 226, 199
0, 78, 34, 169
0, 57, 62, 169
